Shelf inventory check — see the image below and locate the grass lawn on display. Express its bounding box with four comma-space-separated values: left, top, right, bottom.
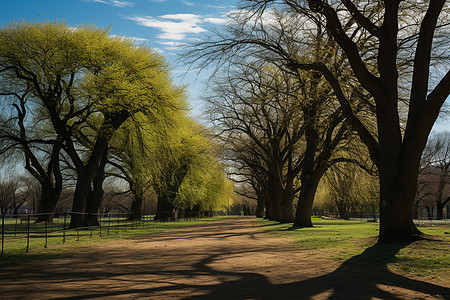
258, 217, 450, 282
0, 217, 227, 265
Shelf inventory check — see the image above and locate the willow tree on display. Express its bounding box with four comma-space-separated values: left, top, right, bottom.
174, 131, 233, 216
149, 119, 230, 220
0, 21, 181, 227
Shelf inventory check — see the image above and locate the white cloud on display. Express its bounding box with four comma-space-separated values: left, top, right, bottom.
205, 5, 227, 9
157, 41, 188, 50
203, 17, 226, 24
127, 13, 228, 42
127, 14, 209, 41
85, 0, 134, 7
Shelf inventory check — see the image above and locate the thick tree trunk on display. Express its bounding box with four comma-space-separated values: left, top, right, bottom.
36, 184, 60, 223
256, 196, 264, 218
264, 195, 273, 219
293, 166, 325, 227
436, 198, 450, 220
84, 147, 108, 227
280, 187, 294, 223
69, 136, 109, 228
294, 183, 315, 227
129, 187, 144, 221
378, 161, 423, 242
70, 173, 91, 228
155, 194, 176, 221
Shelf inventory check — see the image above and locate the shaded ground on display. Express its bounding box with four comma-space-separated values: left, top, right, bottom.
0, 217, 449, 299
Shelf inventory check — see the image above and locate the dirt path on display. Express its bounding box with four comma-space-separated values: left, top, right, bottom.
0, 217, 449, 299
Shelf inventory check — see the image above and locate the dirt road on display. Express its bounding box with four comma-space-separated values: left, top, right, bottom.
0, 217, 449, 299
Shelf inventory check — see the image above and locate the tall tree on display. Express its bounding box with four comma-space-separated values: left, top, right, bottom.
188, 10, 366, 225
242, 0, 450, 241
207, 62, 305, 222
418, 131, 450, 219
0, 91, 63, 222
0, 21, 182, 227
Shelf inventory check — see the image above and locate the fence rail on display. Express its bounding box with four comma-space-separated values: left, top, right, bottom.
1, 211, 220, 257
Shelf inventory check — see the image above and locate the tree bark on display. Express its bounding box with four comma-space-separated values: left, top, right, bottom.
378, 159, 423, 242
129, 185, 144, 221
84, 147, 108, 227
155, 194, 176, 221
35, 184, 60, 223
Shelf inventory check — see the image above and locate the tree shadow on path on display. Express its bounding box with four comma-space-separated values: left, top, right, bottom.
185, 242, 449, 299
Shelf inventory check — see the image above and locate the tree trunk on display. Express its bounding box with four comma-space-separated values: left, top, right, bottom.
280, 186, 294, 223
129, 186, 144, 221
69, 172, 90, 228
336, 200, 350, 220
155, 194, 176, 220
294, 182, 315, 227
84, 147, 108, 227
256, 196, 264, 218
293, 166, 325, 227
378, 162, 423, 242
69, 136, 109, 228
435, 169, 449, 220
264, 194, 274, 219
36, 184, 60, 223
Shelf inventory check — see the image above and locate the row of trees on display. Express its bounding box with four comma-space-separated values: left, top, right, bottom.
0, 21, 232, 227
188, 0, 450, 242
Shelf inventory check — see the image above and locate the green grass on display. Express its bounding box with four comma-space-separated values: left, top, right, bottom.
1, 216, 226, 265
257, 217, 450, 281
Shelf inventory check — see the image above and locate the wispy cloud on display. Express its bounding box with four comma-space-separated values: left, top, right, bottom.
84, 0, 134, 7
126, 13, 224, 41
205, 4, 227, 9
203, 17, 226, 24
181, 0, 194, 6
158, 41, 188, 50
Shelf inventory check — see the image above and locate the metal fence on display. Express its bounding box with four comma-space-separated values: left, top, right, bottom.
1, 211, 220, 257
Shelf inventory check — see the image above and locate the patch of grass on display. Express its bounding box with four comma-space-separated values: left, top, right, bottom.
257, 217, 450, 281
0, 217, 226, 265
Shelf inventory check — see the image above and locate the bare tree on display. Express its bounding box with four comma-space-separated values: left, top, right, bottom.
238, 0, 450, 242
418, 131, 450, 219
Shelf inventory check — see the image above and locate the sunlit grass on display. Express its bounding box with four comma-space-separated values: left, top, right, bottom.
257, 217, 450, 281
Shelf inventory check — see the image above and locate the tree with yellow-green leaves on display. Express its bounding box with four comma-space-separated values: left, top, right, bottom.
0, 21, 183, 227
108, 111, 232, 220
150, 119, 232, 220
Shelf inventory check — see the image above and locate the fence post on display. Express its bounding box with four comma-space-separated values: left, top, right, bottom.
99, 214, 102, 238
26, 215, 30, 253
14, 216, 17, 237
116, 215, 119, 234
63, 213, 66, 244
1, 213, 5, 257
108, 214, 110, 236
44, 220, 48, 248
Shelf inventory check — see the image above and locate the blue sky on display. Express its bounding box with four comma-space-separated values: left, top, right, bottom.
0, 1, 448, 131
0, 0, 240, 118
